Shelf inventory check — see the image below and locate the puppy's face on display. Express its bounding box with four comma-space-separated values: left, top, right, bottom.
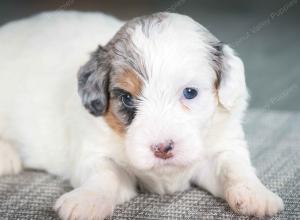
78, 13, 247, 171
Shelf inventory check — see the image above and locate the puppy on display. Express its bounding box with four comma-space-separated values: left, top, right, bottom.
0, 11, 283, 219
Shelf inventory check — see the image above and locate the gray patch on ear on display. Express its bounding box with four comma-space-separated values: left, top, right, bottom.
211, 41, 224, 89
78, 46, 110, 116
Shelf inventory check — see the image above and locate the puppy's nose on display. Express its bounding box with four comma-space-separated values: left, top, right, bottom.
151, 140, 174, 159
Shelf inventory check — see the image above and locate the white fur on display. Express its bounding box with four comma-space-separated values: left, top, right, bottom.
0, 11, 283, 219
0, 140, 22, 175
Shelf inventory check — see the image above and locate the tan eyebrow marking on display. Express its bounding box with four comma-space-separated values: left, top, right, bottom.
114, 69, 143, 97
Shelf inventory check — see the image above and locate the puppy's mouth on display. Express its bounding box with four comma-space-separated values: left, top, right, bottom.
150, 153, 195, 171
149, 159, 191, 174
128, 154, 194, 174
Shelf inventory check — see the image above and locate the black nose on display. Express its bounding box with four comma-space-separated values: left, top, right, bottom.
151, 140, 174, 159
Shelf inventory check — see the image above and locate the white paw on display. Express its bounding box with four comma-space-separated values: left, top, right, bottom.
225, 182, 284, 217
54, 188, 114, 220
0, 142, 22, 176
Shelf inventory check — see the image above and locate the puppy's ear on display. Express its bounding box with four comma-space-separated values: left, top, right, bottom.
214, 43, 248, 110
78, 46, 110, 116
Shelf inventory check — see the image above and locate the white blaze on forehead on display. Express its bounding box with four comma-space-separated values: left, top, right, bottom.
130, 13, 216, 91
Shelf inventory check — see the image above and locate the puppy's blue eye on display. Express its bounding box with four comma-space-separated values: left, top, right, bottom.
183, 88, 198, 99
121, 94, 134, 108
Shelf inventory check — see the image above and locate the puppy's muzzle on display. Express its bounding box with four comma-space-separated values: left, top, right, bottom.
151, 140, 174, 159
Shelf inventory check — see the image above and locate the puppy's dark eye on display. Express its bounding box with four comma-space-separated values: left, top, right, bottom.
121, 94, 134, 108
183, 88, 198, 99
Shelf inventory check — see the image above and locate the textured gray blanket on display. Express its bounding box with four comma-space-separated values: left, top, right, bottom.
0, 110, 299, 220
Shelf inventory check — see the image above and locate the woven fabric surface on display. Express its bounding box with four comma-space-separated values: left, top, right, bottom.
0, 110, 299, 220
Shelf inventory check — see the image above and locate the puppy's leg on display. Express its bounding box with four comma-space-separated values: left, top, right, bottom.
0, 139, 22, 176
54, 159, 137, 220
194, 146, 283, 217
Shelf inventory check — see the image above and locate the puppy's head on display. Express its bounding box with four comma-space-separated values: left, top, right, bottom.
78, 13, 248, 171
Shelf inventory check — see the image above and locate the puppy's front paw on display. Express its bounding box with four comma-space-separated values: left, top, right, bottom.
54, 188, 114, 220
225, 182, 284, 217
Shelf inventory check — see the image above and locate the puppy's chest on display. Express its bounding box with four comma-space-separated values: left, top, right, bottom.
135, 168, 194, 194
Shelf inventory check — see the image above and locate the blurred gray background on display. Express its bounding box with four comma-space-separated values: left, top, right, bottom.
1, 0, 299, 111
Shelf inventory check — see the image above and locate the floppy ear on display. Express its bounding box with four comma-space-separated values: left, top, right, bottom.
78, 46, 110, 116
215, 44, 248, 110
